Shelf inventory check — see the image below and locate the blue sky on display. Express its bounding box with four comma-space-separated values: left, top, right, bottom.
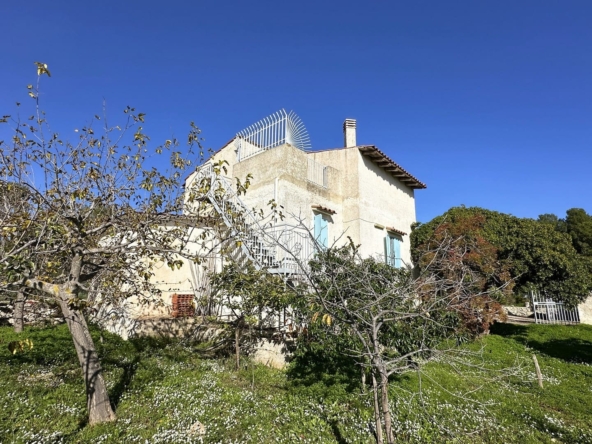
1, 0, 591, 223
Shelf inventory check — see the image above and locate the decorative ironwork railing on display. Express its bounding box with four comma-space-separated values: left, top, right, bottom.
307, 158, 328, 188
235, 109, 311, 162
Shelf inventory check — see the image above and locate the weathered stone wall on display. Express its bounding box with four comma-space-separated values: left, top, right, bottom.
227, 143, 417, 264
252, 338, 289, 369
0, 298, 63, 327
129, 139, 421, 332
355, 154, 416, 266
503, 306, 533, 318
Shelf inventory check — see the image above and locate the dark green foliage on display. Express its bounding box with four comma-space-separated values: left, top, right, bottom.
209, 262, 296, 368
537, 213, 567, 233
538, 209, 592, 258
286, 324, 361, 392
210, 262, 295, 321
307, 245, 465, 364
412, 206, 592, 306
566, 208, 592, 257
537, 213, 558, 225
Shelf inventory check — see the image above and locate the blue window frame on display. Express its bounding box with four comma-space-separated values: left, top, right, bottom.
385, 233, 402, 268
314, 212, 328, 248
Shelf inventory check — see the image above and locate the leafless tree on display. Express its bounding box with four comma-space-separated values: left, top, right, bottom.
0, 64, 241, 424
263, 216, 511, 444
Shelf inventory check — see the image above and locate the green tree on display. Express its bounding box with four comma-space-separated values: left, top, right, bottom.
210, 261, 294, 369
537, 213, 567, 233
412, 207, 592, 306
566, 208, 592, 257
295, 237, 505, 444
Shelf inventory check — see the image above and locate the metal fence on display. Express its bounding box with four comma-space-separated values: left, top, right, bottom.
530, 291, 580, 325
235, 109, 311, 161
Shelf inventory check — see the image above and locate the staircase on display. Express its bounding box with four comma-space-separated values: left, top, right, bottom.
186, 163, 283, 272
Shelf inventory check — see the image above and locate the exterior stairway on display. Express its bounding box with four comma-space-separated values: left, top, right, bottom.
186, 163, 312, 274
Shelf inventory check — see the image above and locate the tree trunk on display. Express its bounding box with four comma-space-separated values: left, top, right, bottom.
13, 290, 25, 333
379, 367, 395, 444
58, 295, 116, 425
371, 370, 384, 444
235, 326, 241, 370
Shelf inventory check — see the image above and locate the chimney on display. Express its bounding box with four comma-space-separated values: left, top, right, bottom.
343, 118, 356, 147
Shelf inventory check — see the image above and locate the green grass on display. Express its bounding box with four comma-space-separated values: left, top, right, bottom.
0, 322, 591, 443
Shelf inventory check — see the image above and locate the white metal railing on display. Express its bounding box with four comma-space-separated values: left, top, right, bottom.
307, 158, 328, 188
186, 163, 272, 266
531, 291, 580, 325
235, 109, 311, 162
185, 164, 313, 275
265, 224, 315, 274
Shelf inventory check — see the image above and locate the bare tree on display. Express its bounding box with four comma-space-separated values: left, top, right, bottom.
0, 64, 239, 424
280, 225, 509, 444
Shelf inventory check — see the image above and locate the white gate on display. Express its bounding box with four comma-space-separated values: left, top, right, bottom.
530, 291, 580, 325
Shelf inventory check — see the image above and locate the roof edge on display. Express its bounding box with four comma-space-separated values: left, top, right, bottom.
357, 145, 426, 189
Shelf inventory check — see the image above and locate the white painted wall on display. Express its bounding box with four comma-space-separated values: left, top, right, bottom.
579, 294, 592, 325
106, 129, 424, 338
355, 154, 416, 266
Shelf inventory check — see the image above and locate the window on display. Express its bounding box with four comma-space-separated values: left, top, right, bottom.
384, 233, 402, 268
314, 212, 329, 248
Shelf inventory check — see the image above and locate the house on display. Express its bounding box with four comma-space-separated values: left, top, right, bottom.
100, 110, 426, 336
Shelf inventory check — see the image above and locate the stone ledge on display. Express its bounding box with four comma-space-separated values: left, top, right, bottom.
503, 306, 533, 318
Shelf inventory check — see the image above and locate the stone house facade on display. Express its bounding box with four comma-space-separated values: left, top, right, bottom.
101, 111, 426, 334
195, 117, 426, 267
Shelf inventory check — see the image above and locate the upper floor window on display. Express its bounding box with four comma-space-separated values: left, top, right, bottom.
314, 212, 329, 248
385, 233, 402, 268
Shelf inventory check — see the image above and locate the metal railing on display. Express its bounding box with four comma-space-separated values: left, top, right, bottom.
185, 163, 314, 275
265, 224, 315, 274
307, 158, 328, 188
235, 109, 311, 162
531, 291, 580, 325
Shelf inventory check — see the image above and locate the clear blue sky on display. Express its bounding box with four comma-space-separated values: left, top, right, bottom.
1, 0, 591, 223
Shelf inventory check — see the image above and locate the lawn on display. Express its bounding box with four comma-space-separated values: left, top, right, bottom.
0, 322, 591, 443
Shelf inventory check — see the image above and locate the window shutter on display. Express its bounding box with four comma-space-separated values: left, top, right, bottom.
320, 216, 328, 248
314, 213, 329, 248
384, 235, 392, 266
385, 234, 401, 267
394, 236, 402, 268
314, 213, 322, 244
